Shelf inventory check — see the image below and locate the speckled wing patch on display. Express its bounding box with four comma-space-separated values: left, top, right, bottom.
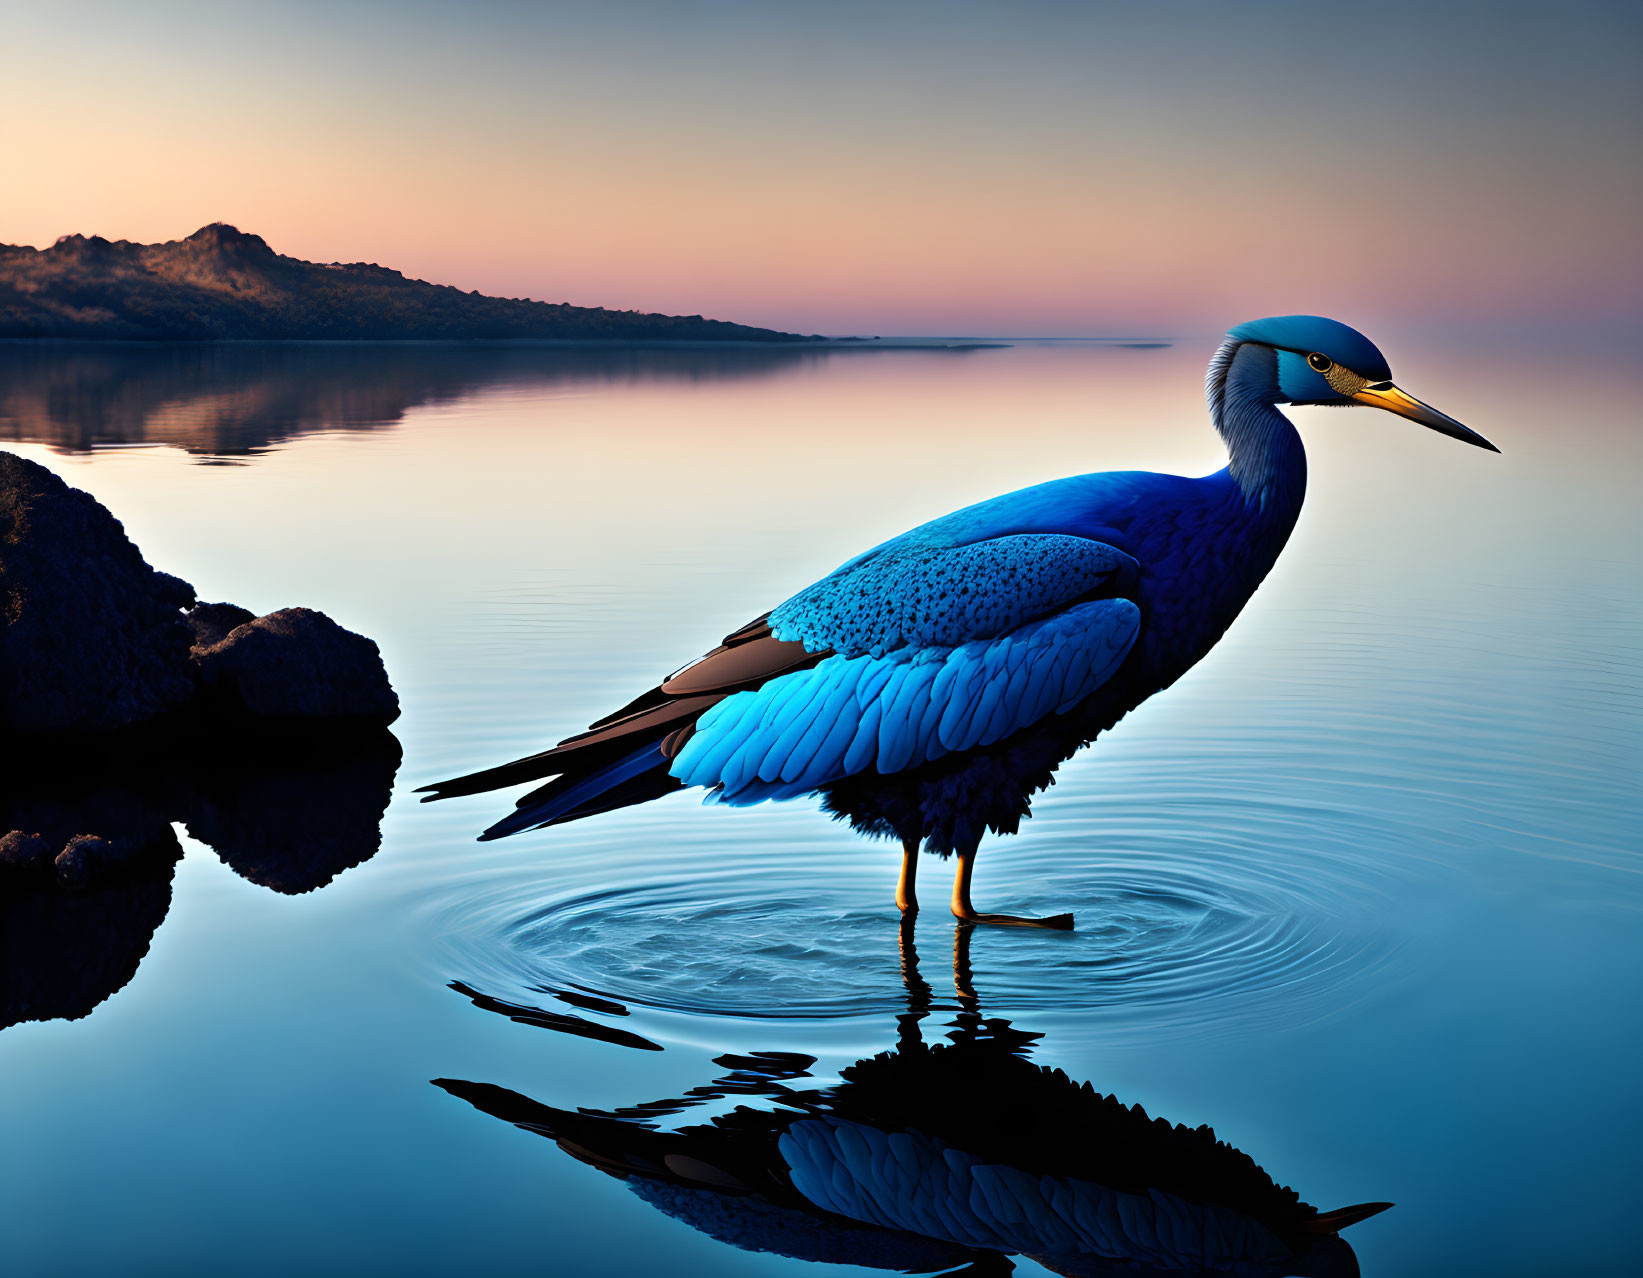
769, 534, 1137, 657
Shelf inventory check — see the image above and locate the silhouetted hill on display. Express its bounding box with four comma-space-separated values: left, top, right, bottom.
0, 224, 814, 342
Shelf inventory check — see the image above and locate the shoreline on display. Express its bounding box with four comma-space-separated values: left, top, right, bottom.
0, 335, 1017, 351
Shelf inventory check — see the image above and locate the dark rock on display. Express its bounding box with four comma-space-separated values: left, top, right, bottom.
153, 571, 197, 610
0, 451, 196, 733
186, 601, 255, 652
192, 607, 399, 725
0, 830, 53, 873
55, 834, 121, 888
0, 450, 401, 734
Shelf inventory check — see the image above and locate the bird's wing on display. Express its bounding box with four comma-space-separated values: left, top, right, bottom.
768, 532, 1137, 657
665, 533, 1140, 799
669, 595, 1139, 802
422, 532, 1138, 819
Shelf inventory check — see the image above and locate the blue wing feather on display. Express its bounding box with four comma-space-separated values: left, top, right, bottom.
671, 519, 1150, 804
671, 599, 1140, 801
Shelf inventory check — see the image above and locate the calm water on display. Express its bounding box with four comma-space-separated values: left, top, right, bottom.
2, 337, 1639, 1276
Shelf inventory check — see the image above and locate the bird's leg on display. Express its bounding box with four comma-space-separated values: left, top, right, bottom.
896, 835, 920, 916
950, 846, 1074, 930
952, 922, 979, 1006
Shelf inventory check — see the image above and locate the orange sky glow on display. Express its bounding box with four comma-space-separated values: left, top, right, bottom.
3, 1, 1638, 336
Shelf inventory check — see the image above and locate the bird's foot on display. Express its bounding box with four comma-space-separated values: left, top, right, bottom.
954, 910, 1074, 931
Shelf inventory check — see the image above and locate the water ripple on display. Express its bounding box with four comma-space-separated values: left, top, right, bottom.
420, 789, 1414, 1031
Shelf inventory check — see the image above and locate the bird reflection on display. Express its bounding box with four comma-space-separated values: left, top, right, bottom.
436, 925, 1389, 1276
0, 729, 400, 1030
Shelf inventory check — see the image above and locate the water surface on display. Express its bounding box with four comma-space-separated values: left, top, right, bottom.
1, 337, 1639, 1276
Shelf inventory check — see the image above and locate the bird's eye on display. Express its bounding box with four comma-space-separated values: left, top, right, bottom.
1307, 352, 1333, 373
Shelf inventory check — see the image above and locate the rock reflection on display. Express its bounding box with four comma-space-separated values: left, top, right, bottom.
437, 926, 1388, 1276
180, 735, 401, 894
0, 729, 399, 1028
0, 343, 848, 457
0, 828, 181, 1034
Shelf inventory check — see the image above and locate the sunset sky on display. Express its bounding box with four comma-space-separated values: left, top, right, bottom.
4, 0, 1639, 336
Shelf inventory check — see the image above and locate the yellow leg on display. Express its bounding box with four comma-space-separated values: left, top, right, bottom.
896, 835, 920, 915
950, 846, 1074, 930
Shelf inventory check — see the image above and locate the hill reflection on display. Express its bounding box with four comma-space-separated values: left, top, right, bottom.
0, 342, 850, 457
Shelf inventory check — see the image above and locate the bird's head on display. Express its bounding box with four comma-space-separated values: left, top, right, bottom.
1228, 315, 1497, 452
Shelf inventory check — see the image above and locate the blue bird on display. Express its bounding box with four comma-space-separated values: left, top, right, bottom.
422, 316, 1495, 927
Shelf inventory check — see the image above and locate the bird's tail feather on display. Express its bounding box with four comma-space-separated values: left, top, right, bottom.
1300, 1202, 1394, 1234
537, 764, 685, 828
417, 695, 715, 801
479, 741, 672, 840
415, 614, 811, 836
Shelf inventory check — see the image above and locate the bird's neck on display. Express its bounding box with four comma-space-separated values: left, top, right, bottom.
1206, 338, 1307, 519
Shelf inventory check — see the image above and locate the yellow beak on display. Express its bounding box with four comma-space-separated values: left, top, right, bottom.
1351, 383, 1499, 452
